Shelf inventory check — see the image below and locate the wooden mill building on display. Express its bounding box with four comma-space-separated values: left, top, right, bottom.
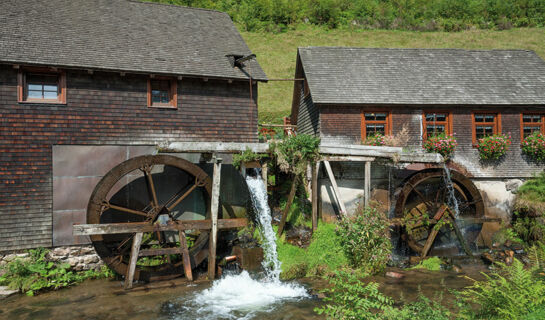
291, 47, 545, 226
0, 0, 267, 251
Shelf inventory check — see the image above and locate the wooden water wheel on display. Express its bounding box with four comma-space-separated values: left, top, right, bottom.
394, 169, 485, 257
87, 155, 217, 282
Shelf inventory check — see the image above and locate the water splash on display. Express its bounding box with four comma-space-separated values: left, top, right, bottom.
176, 169, 308, 319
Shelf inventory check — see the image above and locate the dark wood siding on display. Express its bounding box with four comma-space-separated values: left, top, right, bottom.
296, 85, 319, 136
319, 103, 545, 178
0, 65, 258, 251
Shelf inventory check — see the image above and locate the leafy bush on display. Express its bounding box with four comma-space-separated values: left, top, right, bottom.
423, 133, 457, 158
232, 147, 266, 169
337, 205, 391, 273
457, 258, 545, 320
522, 132, 545, 161
271, 134, 320, 175
515, 173, 545, 216
315, 270, 394, 320
476, 133, 511, 160
513, 214, 545, 244
0, 248, 114, 296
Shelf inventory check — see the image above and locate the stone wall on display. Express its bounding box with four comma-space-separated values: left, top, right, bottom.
0, 246, 104, 272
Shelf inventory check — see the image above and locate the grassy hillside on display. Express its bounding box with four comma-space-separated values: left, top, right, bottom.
241, 26, 545, 123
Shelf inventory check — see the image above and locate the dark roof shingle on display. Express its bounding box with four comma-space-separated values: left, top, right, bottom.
0, 0, 267, 81
299, 47, 545, 105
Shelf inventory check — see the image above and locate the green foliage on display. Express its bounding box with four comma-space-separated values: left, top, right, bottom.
315, 270, 394, 320
337, 205, 391, 273
423, 133, 458, 158
147, 0, 545, 32
271, 134, 320, 175
276, 223, 348, 279
515, 173, 545, 216
411, 257, 443, 271
0, 248, 114, 296
232, 147, 266, 169
513, 214, 545, 244
457, 258, 545, 320
522, 132, 545, 161
476, 133, 512, 160
315, 270, 451, 320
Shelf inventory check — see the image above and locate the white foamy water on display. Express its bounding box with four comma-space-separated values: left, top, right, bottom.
442, 163, 460, 218
175, 171, 308, 320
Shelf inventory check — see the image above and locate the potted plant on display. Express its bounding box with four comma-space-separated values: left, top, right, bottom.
521, 132, 545, 161
423, 133, 457, 159
476, 133, 511, 160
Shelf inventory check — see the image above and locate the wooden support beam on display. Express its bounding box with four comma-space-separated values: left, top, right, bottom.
179, 231, 193, 281
261, 162, 268, 188
312, 161, 320, 231
277, 175, 298, 236
322, 156, 375, 162
124, 232, 143, 290
208, 157, 222, 280
73, 218, 248, 235
364, 161, 371, 208
323, 160, 346, 216
421, 228, 439, 257
165, 142, 269, 154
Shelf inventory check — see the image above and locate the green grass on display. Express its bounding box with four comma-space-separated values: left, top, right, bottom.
240, 25, 545, 123
516, 172, 545, 215
276, 222, 348, 279
411, 257, 443, 271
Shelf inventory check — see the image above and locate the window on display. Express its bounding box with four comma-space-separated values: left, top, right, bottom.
147, 78, 177, 108
17, 68, 66, 103
521, 113, 545, 140
472, 112, 501, 144
423, 112, 451, 139
361, 111, 391, 138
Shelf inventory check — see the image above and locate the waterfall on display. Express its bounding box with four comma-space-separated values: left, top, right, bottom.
442, 163, 460, 218
245, 170, 282, 281
179, 169, 307, 319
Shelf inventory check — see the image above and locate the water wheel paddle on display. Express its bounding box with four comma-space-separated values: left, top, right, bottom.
395, 169, 485, 256
87, 155, 214, 281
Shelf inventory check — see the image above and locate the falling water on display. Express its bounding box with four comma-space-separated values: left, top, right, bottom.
442, 163, 460, 218
176, 169, 307, 320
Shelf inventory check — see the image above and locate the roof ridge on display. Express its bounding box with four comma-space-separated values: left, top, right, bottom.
128, 0, 230, 16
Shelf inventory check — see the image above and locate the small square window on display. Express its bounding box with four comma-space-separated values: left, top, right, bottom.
361, 111, 390, 138
521, 113, 545, 141
18, 69, 66, 104
472, 112, 500, 144
423, 112, 451, 139
147, 78, 177, 108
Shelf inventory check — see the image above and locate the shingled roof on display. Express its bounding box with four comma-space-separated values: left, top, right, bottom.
298, 47, 545, 105
0, 0, 267, 81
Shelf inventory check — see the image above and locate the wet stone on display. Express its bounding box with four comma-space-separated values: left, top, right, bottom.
0, 286, 19, 299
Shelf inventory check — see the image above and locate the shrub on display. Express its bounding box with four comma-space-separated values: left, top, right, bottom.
423, 133, 457, 158
232, 147, 266, 169
271, 134, 320, 175
457, 259, 545, 320
522, 132, 545, 162
515, 173, 545, 216
0, 248, 114, 296
513, 214, 545, 244
337, 205, 391, 273
476, 133, 511, 160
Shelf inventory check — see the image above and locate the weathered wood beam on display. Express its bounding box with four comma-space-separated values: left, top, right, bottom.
398, 153, 443, 163
124, 232, 143, 290
311, 161, 320, 231
179, 231, 193, 281
322, 155, 375, 162
323, 160, 347, 216
208, 157, 222, 280
277, 175, 299, 236
364, 161, 371, 208
73, 218, 248, 235
164, 142, 269, 154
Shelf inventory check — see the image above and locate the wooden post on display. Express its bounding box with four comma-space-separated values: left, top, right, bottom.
312, 161, 320, 231
261, 162, 268, 191
277, 175, 298, 236
364, 161, 371, 208
208, 157, 222, 280
179, 231, 193, 281
124, 232, 143, 289
323, 160, 347, 216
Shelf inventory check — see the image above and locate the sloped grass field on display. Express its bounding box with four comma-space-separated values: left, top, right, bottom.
241, 26, 545, 123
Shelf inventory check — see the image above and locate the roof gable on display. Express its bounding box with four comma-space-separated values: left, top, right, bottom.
0, 0, 267, 81
298, 47, 545, 105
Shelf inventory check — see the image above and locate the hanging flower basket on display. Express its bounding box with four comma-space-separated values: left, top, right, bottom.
423, 134, 457, 159
362, 133, 386, 146
522, 132, 545, 161
476, 133, 511, 160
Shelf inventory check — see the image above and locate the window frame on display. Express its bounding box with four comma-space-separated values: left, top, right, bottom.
471, 111, 501, 145
520, 112, 545, 142
422, 111, 453, 140
360, 109, 392, 139
17, 67, 66, 104
147, 77, 178, 109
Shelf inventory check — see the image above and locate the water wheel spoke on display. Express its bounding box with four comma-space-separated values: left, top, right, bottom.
166, 183, 198, 212
409, 184, 434, 212
142, 165, 159, 209
106, 202, 150, 218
